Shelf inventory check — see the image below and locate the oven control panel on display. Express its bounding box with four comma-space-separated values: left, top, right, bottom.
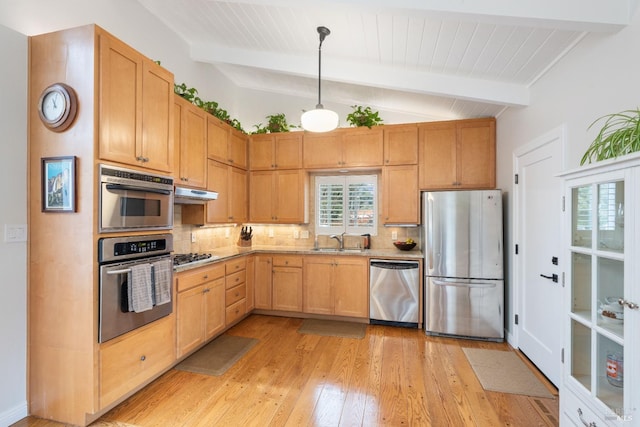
113, 239, 167, 257
98, 234, 173, 263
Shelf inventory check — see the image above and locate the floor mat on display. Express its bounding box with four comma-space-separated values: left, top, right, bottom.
175, 334, 258, 376
462, 348, 554, 398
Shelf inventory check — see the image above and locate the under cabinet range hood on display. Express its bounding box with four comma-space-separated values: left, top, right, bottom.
174, 186, 218, 204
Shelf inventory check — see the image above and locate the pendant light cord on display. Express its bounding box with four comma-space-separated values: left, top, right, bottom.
316, 27, 329, 109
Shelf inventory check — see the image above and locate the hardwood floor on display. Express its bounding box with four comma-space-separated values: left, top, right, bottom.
15, 314, 559, 427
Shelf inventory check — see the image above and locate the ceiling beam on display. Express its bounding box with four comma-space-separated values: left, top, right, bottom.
191, 42, 529, 106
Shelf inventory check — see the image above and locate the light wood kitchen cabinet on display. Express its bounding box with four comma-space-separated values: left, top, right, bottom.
418, 118, 496, 190
303, 127, 383, 169
384, 124, 418, 165
225, 257, 247, 325
249, 132, 303, 170
254, 255, 273, 309
249, 169, 308, 223
303, 256, 369, 318
245, 255, 255, 311
272, 256, 303, 312
176, 263, 226, 358
99, 32, 174, 173
208, 116, 248, 169
99, 315, 175, 409
382, 164, 419, 224
174, 95, 207, 188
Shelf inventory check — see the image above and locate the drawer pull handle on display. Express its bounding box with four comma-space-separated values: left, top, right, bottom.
203, 274, 209, 279
577, 408, 597, 427
140, 355, 146, 362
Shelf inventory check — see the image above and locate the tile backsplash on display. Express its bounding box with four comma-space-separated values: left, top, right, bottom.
173, 205, 421, 254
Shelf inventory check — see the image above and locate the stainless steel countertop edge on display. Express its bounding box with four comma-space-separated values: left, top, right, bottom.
174, 245, 423, 272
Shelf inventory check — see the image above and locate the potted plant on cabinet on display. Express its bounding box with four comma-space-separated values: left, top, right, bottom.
346, 105, 383, 128
581, 108, 640, 165
252, 113, 296, 134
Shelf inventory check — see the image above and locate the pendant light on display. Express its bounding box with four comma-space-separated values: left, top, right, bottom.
301, 26, 339, 133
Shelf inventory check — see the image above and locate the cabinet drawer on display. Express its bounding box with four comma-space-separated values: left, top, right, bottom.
100, 316, 174, 408
226, 257, 246, 274
226, 270, 246, 289
177, 263, 225, 292
273, 255, 302, 268
225, 283, 246, 307
561, 387, 607, 427
226, 298, 246, 324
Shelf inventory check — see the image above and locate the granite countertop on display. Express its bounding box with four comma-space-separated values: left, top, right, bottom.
174, 245, 423, 272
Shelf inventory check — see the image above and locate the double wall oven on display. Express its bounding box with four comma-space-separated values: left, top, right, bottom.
98, 164, 175, 343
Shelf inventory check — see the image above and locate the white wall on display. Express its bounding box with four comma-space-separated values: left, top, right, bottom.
496, 10, 640, 340
0, 24, 28, 426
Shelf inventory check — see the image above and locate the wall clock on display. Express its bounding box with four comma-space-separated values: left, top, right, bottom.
37, 83, 78, 132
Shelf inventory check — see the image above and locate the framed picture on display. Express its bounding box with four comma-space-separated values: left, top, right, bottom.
42, 156, 76, 212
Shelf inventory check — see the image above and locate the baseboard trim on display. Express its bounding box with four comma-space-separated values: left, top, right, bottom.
0, 401, 28, 426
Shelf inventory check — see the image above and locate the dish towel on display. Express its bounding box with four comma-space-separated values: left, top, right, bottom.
128, 263, 153, 313
152, 258, 173, 306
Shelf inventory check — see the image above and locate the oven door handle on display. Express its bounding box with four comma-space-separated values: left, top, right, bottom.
106, 268, 132, 275
106, 183, 172, 196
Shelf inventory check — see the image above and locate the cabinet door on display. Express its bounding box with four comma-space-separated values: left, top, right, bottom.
274, 133, 303, 169
303, 257, 334, 315
99, 33, 141, 167
457, 118, 496, 188
140, 61, 173, 173
249, 171, 275, 222
342, 127, 383, 167
418, 121, 457, 189
206, 160, 230, 223
333, 257, 368, 318
245, 255, 255, 311
303, 131, 343, 168
382, 165, 419, 224
177, 285, 205, 358
229, 129, 248, 169
179, 99, 207, 188
384, 124, 418, 165
204, 277, 226, 339
254, 256, 273, 309
207, 116, 229, 163
229, 166, 248, 223
249, 134, 276, 170
275, 170, 307, 223
272, 267, 303, 312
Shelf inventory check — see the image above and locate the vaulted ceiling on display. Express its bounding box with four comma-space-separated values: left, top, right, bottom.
137, 0, 637, 121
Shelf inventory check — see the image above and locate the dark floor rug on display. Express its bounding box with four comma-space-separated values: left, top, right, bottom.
174, 334, 258, 376
463, 348, 554, 398
297, 318, 366, 339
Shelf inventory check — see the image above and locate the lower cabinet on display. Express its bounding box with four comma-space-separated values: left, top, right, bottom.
303, 256, 369, 318
99, 315, 175, 408
176, 263, 226, 358
254, 255, 273, 309
272, 255, 303, 312
225, 257, 248, 325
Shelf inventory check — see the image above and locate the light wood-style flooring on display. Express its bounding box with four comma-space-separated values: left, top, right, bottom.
15, 314, 559, 426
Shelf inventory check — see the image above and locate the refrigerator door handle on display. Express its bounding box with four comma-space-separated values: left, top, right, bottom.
427, 197, 433, 271
431, 279, 497, 289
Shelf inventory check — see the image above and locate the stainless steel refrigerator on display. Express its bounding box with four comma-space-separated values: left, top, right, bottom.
423, 190, 504, 341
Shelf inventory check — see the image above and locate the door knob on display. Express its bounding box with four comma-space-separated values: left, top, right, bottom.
540, 273, 558, 283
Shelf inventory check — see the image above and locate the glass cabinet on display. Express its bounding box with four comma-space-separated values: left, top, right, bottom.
561, 156, 640, 426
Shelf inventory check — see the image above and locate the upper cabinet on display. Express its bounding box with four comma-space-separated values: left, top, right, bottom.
384, 124, 418, 165
303, 127, 383, 169
99, 33, 174, 173
249, 132, 303, 170
174, 95, 207, 188
418, 118, 496, 190
249, 170, 308, 223
208, 117, 248, 169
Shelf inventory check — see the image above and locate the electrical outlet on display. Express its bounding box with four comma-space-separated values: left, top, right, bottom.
391, 231, 398, 240
301, 230, 309, 239
293, 230, 300, 239
191, 232, 196, 243
268, 229, 274, 238
225, 228, 230, 238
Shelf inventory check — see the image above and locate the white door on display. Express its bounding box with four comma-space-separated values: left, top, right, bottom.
514, 127, 564, 387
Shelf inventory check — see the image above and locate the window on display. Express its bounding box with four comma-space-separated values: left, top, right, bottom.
316, 175, 377, 235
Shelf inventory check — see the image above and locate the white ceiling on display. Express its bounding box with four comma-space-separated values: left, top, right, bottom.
137, 0, 637, 121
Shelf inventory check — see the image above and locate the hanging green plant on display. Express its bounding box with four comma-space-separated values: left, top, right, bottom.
251, 113, 296, 134
346, 105, 383, 128
581, 108, 640, 165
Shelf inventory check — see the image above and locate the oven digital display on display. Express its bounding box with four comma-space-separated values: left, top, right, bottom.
113, 239, 167, 256
120, 197, 161, 217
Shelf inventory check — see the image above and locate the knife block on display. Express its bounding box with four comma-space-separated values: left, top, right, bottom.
237, 237, 252, 247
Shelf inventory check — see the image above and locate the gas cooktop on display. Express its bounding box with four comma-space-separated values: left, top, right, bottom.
173, 253, 218, 267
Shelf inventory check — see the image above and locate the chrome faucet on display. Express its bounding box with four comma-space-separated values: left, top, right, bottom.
329, 232, 346, 250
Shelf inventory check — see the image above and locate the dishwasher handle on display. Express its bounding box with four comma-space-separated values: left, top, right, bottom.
370, 260, 419, 270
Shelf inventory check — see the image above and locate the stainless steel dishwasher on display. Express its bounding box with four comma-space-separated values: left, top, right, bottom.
369, 259, 420, 328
